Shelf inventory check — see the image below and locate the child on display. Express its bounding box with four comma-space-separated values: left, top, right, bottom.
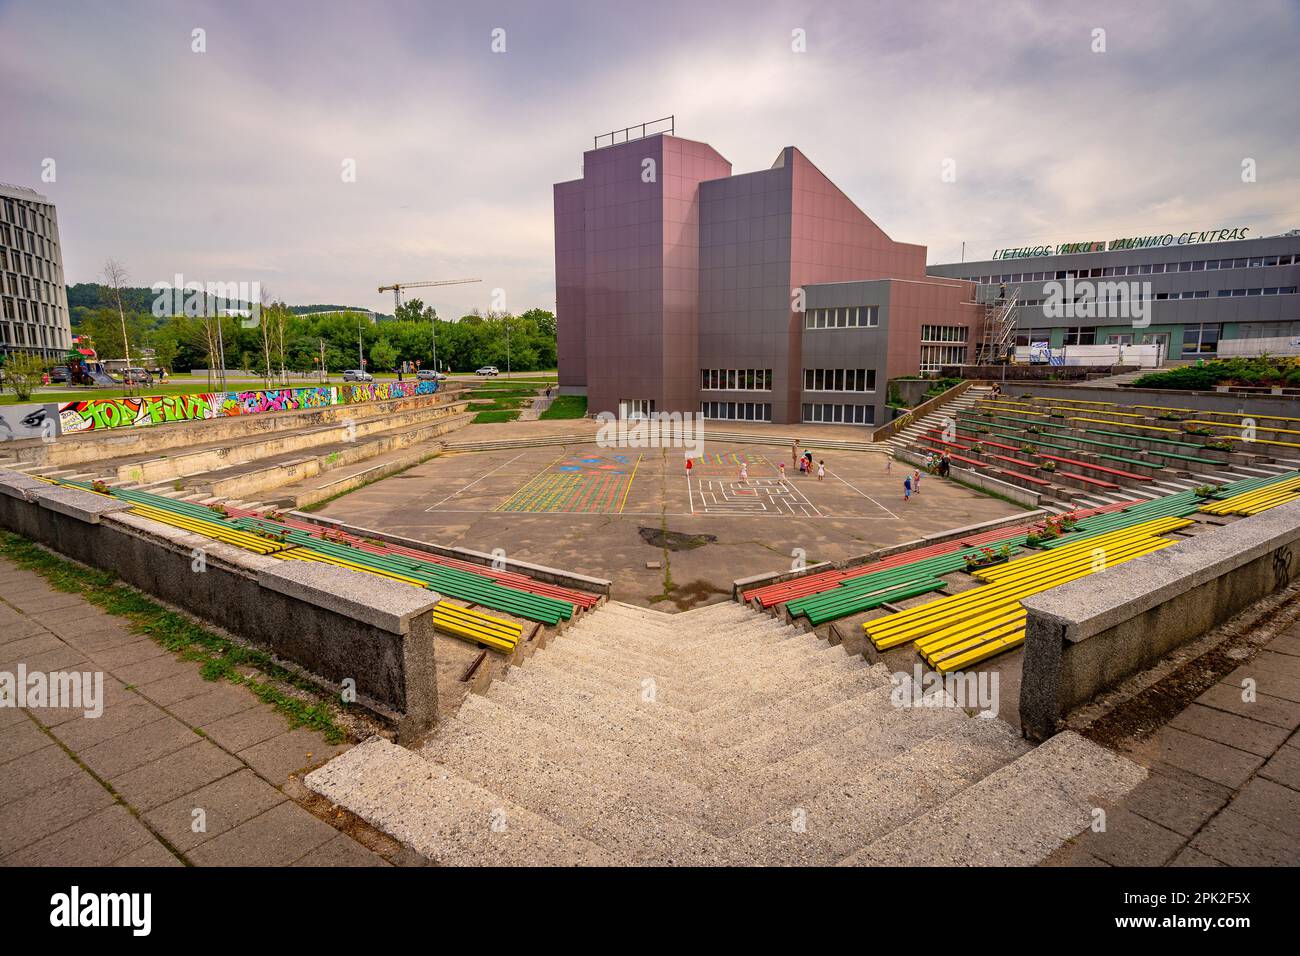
739, 462, 748, 483
685, 456, 693, 479
913, 469, 922, 493
885, 456, 893, 475
816, 460, 826, 481
904, 475, 912, 501
778, 461, 786, 480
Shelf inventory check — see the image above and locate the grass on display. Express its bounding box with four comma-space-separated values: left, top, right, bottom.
0, 531, 350, 743
472, 409, 521, 424
539, 395, 587, 420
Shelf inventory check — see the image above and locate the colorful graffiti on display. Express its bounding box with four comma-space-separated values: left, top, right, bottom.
218, 387, 337, 417
340, 380, 437, 404
59, 393, 217, 434
54, 380, 432, 434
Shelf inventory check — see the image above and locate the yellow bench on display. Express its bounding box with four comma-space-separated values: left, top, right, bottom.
1068, 417, 1181, 434
273, 547, 429, 585
864, 519, 1189, 668
433, 603, 523, 653
128, 504, 293, 555
1200, 476, 1300, 516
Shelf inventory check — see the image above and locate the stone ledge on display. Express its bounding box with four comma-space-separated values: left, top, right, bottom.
32, 486, 133, 524
257, 560, 440, 634
0, 469, 50, 501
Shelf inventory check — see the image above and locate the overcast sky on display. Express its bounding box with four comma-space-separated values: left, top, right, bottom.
2, 0, 1297, 316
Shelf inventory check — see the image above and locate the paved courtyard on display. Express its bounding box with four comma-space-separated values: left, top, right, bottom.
0, 557, 386, 867
315, 441, 1025, 609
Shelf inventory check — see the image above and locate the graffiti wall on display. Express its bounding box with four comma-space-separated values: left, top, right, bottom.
0, 403, 60, 442
218, 387, 337, 417
59, 393, 219, 434
340, 380, 437, 404
52, 381, 434, 435
57, 386, 339, 435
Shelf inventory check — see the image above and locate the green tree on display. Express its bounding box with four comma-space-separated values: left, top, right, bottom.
370, 336, 398, 373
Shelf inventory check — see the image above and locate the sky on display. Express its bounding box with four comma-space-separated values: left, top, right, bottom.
2, 0, 1298, 317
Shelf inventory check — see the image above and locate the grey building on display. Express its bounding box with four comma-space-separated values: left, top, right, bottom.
928, 231, 1300, 360
0, 182, 72, 360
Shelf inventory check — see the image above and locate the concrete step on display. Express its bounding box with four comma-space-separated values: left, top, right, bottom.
304, 737, 617, 865
841, 730, 1146, 866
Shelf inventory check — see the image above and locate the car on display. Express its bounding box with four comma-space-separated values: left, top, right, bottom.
475, 366, 499, 377
342, 369, 373, 383
415, 369, 446, 382
49, 366, 70, 384
122, 367, 153, 385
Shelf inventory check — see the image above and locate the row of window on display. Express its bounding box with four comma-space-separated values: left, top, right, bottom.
803, 306, 879, 329
919, 345, 968, 372
700, 368, 772, 391
1, 198, 57, 240
965, 253, 1299, 284
920, 325, 968, 342
1, 296, 60, 326
1017, 285, 1297, 309
801, 403, 874, 425
0, 321, 67, 349
700, 401, 772, 422
803, 368, 876, 392
1016, 323, 1226, 354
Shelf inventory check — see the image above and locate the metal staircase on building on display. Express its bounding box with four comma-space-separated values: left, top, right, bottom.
975, 286, 1021, 364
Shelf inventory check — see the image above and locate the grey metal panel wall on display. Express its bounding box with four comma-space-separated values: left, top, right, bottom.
798, 280, 892, 426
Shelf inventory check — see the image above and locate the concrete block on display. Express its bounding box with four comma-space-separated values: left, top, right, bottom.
0, 469, 49, 501
258, 561, 440, 634
33, 486, 132, 524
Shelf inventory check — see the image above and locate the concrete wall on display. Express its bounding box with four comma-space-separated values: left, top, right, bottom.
6, 390, 451, 467
1019, 500, 1300, 741
0, 471, 441, 740
288, 510, 612, 597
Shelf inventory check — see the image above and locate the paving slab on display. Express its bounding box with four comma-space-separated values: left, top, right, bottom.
144, 768, 286, 852
111, 740, 244, 811
186, 802, 340, 867
3, 804, 155, 867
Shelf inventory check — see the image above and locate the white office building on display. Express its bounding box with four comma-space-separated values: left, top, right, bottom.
0, 182, 72, 359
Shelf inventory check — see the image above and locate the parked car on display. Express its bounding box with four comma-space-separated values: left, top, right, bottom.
49, 365, 70, 384
475, 366, 499, 377
416, 369, 446, 382
122, 367, 153, 385
342, 369, 373, 383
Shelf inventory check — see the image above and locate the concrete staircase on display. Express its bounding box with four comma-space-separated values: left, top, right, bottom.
306, 600, 1145, 866
887, 385, 991, 457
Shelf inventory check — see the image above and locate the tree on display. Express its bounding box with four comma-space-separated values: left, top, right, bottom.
1, 353, 47, 401
370, 336, 398, 373
102, 259, 134, 385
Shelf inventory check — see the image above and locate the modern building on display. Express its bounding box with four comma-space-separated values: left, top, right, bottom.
554, 128, 1300, 427
555, 130, 982, 427
927, 232, 1300, 361
0, 182, 72, 360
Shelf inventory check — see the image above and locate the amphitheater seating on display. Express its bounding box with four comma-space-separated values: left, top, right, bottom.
863, 518, 1190, 670
1037, 456, 1153, 483
1199, 474, 1300, 516
432, 603, 524, 653
55, 480, 596, 640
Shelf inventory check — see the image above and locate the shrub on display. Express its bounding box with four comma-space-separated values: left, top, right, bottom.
0, 353, 47, 402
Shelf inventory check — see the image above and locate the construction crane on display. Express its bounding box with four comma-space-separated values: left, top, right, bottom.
377, 277, 481, 312
376, 277, 482, 374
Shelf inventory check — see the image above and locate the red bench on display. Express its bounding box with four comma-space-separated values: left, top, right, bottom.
996, 466, 1053, 487
1038, 454, 1152, 482
1055, 470, 1121, 490
947, 453, 985, 468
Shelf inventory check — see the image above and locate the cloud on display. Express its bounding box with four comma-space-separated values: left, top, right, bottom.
1, 0, 1295, 313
